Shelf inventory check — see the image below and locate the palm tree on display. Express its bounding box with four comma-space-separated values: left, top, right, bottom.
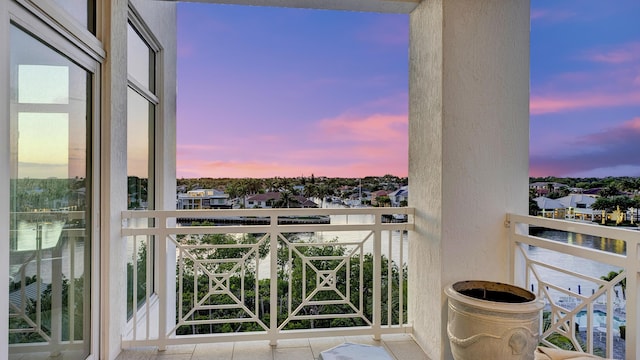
304, 183, 318, 201
600, 270, 626, 299
273, 190, 293, 208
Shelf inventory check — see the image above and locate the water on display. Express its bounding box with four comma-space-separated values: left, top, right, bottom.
576, 309, 626, 331
527, 228, 625, 298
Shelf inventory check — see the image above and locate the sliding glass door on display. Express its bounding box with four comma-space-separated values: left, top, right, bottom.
8, 23, 92, 360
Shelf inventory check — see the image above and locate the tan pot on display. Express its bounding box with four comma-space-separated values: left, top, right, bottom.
445, 280, 545, 360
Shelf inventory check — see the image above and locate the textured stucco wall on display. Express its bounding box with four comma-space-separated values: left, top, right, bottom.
408, 1, 530, 359
102, 1, 176, 359
101, 1, 129, 358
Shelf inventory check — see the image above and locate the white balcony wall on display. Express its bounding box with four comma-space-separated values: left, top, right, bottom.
101, 1, 176, 359
408, 1, 530, 359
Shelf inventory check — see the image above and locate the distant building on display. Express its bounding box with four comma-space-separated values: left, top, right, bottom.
177, 189, 230, 209
529, 182, 569, 196
533, 194, 598, 221
246, 192, 317, 209
388, 186, 408, 207
371, 190, 390, 206
558, 194, 598, 221
533, 197, 566, 219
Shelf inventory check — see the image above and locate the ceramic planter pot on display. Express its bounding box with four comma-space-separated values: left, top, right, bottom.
445, 280, 544, 360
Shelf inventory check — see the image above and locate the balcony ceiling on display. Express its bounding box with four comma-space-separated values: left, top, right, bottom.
167, 0, 421, 14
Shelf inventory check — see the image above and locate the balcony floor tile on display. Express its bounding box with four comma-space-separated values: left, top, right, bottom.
117, 335, 429, 360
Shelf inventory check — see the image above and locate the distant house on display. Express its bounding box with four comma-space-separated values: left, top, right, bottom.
177, 189, 230, 209
533, 194, 598, 221
529, 182, 569, 196
583, 188, 603, 195
388, 186, 408, 207
246, 192, 317, 209
558, 194, 598, 221
533, 197, 565, 219
371, 190, 390, 206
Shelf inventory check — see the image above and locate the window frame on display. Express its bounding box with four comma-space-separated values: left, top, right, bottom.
125, 3, 162, 321
4, 1, 102, 358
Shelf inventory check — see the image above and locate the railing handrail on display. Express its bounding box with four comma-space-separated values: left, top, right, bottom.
122, 206, 415, 218
508, 213, 639, 244
122, 207, 415, 236
507, 213, 639, 360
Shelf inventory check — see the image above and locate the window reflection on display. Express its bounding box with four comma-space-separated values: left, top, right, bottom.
127, 88, 152, 209
49, 0, 96, 33
127, 23, 153, 89
18, 65, 69, 104
18, 112, 69, 179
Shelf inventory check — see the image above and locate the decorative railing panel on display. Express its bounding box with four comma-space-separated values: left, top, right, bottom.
508, 214, 640, 359
121, 207, 413, 348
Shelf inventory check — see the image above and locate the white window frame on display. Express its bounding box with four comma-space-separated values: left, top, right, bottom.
2, 1, 103, 359
124, 2, 164, 330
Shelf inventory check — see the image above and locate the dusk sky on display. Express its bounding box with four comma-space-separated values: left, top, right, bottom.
177, 1, 640, 179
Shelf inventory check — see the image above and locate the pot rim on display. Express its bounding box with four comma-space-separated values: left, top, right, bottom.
445, 280, 545, 313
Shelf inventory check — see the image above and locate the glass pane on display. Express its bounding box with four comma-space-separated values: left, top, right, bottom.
127, 88, 155, 317
127, 87, 154, 210
9, 25, 91, 360
50, 0, 96, 33
127, 23, 153, 90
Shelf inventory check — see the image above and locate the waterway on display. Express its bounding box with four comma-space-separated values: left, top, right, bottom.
527, 227, 627, 314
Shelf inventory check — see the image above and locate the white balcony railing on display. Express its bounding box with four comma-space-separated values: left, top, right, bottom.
508, 214, 640, 360
121, 207, 413, 349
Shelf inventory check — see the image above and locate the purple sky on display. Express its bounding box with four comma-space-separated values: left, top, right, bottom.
177, 1, 640, 179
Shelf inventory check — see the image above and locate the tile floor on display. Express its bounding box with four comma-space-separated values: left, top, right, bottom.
115, 334, 430, 360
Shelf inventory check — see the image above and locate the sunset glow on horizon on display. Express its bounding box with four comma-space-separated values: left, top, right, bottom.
177, 1, 640, 179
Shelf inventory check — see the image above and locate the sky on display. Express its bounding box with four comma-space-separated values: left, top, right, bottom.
177, 1, 640, 179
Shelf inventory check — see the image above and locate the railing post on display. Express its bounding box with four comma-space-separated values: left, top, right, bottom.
158, 213, 167, 351
373, 213, 382, 341
269, 213, 278, 346
510, 216, 529, 289
626, 243, 639, 360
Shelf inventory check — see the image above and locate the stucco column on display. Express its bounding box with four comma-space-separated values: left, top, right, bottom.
408, 1, 530, 359
101, 1, 129, 359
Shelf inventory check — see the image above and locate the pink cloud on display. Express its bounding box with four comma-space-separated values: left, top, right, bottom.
530, 62, 640, 115
624, 117, 640, 130
175, 112, 409, 179
530, 117, 640, 177
583, 42, 640, 64
579, 117, 640, 143
531, 91, 640, 115
177, 158, 407, 179
317, 113, 408, 143
178, 144, 225, 152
